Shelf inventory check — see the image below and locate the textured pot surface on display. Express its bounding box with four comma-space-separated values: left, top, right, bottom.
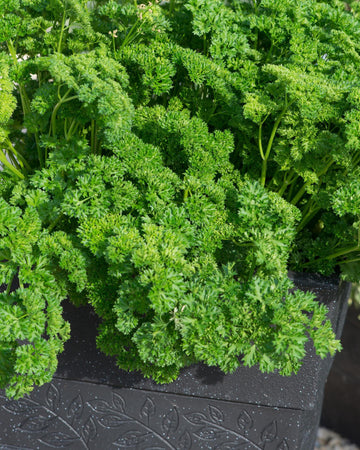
0, 273, 351, 449
321, 303, 360, 446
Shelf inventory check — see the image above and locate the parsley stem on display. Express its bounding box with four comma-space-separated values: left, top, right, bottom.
5, 138, 31, 172
57, 7, 67, 54
304, 246, 360, 266
260, 107, 287, 186
297, 206, 320, 232
7, 40, 31, 117
65, 118, 79, 141
0, 150, 24, 180
291, 182, 309, 205
170, 0, 176, 13
259, 122, 265, 160
49, 90, 77, 138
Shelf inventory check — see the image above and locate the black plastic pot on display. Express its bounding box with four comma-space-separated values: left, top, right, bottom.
0, 273, 351, 450
321, 303, 360, 446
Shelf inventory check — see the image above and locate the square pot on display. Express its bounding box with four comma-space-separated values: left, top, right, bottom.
0, 273, 351, 449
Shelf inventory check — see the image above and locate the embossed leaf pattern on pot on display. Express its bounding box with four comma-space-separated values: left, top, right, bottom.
46, 383, 60, 411
178, 430, 192, 450
2, 398, 38, 415
184, 412, 207, 425
38, 431, 79, 448
141, 396, 156, 423
67, 394, 83, 423
237, 410, 253, 433
208, 405, 224, 424
82, 415, 97, 443
277, 438, 289, 450
87, 398, 111, 413
113, 430, 152, 448
112, 392, 126, 412
19, 415, 56, 432
260, 420, 277, 444
98, 414, 129, 428
194, 425, 226, 441
162, 407, 179, 436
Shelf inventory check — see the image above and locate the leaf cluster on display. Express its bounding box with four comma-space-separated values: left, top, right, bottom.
3, 0, 360, 396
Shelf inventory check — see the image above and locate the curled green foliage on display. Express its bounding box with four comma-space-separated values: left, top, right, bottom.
2, 0, 359, 396
0, 199, 69, 398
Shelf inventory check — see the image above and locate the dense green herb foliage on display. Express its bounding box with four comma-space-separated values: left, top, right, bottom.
1, 0, 360, 397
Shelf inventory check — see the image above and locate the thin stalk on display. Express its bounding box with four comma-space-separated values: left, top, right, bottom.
170, 0, 176, 13
291, 159, 335, 206
340, 257, 360, 265
34, 132, 43, 168
5, 138, 31, 171
57, 7, 67, 54
324, 245, 359, 261
49, 90, 77, 137
301, 245, 360, 268
260, 107, 288, 187
259, 121, 265, 160
7, 40, 31, 116
65, 119, 79, 141
291, 182, 308, 205
277, 169, 297, 197
297, 207, 321, 232
120, 20, 141, 51
0, 151, 24, 180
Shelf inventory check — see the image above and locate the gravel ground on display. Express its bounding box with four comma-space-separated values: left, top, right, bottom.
316, 428, 359, 449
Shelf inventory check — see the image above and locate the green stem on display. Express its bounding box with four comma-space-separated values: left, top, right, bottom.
297, 206, 321, 232
120, 20, 141, 51
259, 121, 265, 160
260, 107, 288, 187
57, 7, 67, 54
5, 138, 31, 171
291, 159, 334, 206
325, 245, 360, 261
65, 118, 78, 140
302, 245, 360, 268
0, 150, 24, 179
290, 182, 309, 205
340, 257, 360, 265
170, 0, 176, 13
7, 40, 31, 116
35, 132, 43, 168
49, 90, 77, 137
277, 169, 297, 197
